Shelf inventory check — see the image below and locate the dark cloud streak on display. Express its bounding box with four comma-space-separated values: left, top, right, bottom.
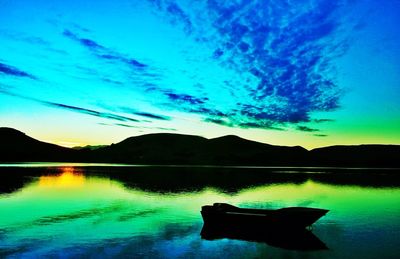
314, 119, 335, 123
0, 88, 141, 123
165, 92, 208, 105
63, 29, 148, 69
42, 102, 140, 123
119, 107, 171, 121
239, 122, 285, 131
0, 62, 36, 79
314, 134, 328, 137
134, 112, 170, 120
296, 126, 320, 132
203, 118, 232, 127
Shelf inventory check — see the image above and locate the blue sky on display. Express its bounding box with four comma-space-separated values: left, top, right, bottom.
0, 0, 399, 148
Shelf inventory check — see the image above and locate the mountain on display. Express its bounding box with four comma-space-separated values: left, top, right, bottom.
1, 127, 399, 167
310, 145, 400, 168
0, 127, 79, 162
88, 134, 308, 165
72, 145, 107, 150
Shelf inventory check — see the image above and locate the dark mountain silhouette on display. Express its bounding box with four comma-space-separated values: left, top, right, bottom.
310, 145, 400, 168
0, 127, 79, 162
1, 127, 399, 167
87, 133, 308, 165
72, 145, 107, 150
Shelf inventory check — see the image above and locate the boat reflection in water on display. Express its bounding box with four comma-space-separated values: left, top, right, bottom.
200, 203, 328, 251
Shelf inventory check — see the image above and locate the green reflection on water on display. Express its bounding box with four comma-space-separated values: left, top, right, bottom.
0, 167, 399, 258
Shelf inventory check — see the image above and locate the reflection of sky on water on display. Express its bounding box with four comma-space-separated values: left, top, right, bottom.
0, 168, 399, 258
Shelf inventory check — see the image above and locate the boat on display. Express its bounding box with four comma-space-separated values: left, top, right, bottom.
201, 203, 328, 230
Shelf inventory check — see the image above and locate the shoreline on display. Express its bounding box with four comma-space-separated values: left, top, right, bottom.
0, 162, 400, 170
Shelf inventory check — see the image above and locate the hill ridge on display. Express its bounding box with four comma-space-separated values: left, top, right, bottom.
1, 128, 399, 167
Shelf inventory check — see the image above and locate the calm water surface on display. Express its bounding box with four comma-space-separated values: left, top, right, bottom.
0, 164, 399, 258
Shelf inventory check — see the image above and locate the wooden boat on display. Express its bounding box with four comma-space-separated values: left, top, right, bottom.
201, 203, 328, 230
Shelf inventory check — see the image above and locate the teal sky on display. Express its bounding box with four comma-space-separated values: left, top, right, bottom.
0, 0, 399, 148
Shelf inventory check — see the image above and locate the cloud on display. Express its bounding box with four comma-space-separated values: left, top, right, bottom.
42, 102, 140, 122
101, 78, 123, 85
165, 2, 193, 33
0, 88, 141, 123
1, 3, 353, 133
100, 53, 147, 69
188, 107, 226, 117
98, 122, 140, 128
98, 123, 176, 131
165, 92, 208, 105
0, 30, 68, 55
239, 122, 285, 131
203, 118, 232, 127
114, 123, 137, 128
156, 127, 177, 131
1, 84, 176, 129
0, 62, 36, 79
133, 112, 170, 121
314, 118, 335, 123
0, 30, 50, 46
119, 107, 171, 121
314, 134, 328, 137
63, 29, 103, 50
63, 29, 147, 69
148, 0, 352, 129
296, 126, 320, 132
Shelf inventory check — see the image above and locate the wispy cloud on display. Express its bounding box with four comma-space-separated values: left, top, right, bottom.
148, 0, 352, 129
0, 30, 50, 46
0, 30, 68, 55
296, 126, 320, 132
43, 102, 140, 122
203, 118, 232, 127
165, 92, 208, 105
239, 122, 285, 131
119, 107, 171, 121
156, 127, 177, 131
114, 123, 137, 128
98, 123, 176, 131
133, 112, 170, 121
165, 2, 193, 33
63, 29, 148, 69
314, 119, 335, 123
0, 62, 36, 79
0, 88, 141, 124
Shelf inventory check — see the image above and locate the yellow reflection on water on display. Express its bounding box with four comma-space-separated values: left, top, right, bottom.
39, 168, 85, 188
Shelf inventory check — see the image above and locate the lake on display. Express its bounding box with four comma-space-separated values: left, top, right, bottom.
0, 164, 399, 258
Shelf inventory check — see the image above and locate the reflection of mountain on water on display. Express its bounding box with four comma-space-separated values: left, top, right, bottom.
201, 223, 328, 251
1, 166, 400, 258
0, 166, 400, 194
0, 174, 28, 194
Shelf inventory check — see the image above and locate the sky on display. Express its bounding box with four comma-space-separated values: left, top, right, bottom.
0, 0, 399, 149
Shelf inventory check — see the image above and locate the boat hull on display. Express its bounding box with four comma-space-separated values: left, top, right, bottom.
201, 203, 329, 230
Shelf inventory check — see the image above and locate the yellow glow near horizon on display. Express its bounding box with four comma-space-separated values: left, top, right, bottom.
2, 110, 400, 149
